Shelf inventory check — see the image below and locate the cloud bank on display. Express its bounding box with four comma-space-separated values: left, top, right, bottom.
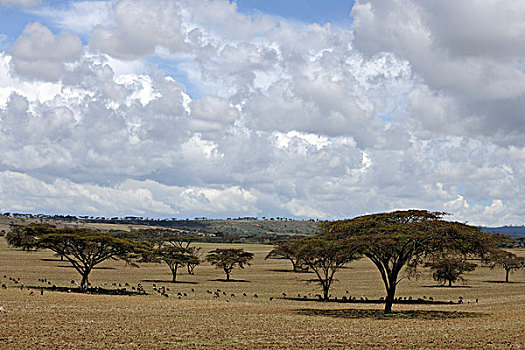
0, 0, 523, 226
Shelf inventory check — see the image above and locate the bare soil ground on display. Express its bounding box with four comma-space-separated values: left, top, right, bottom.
0, 239, 524, 349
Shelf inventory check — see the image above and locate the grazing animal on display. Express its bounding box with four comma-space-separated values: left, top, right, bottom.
269, 297, 273, 301
243, 293, 247, 297
282, 293, 287, 298
254, 294, 258, 298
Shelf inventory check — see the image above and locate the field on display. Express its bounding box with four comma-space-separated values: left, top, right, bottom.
0, 238, 524, 349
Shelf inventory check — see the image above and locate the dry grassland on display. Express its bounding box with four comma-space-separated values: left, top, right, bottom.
0, 238, 524, 349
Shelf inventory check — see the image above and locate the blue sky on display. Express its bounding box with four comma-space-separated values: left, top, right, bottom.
236, 0, 354, 27
0, 0, 355, 41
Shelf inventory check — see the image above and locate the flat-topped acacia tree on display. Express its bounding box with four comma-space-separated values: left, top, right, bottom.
148, 244, 200, 282
323, 210, 503, 313
296, 235, 361, 300
484, 250, 525, 282
265, 240, 307, 272
6, 223, 56, 251
8, 227, 148, 291
206, 248, 253, 281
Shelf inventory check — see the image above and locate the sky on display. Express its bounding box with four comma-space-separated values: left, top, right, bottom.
0, 0, 524, 226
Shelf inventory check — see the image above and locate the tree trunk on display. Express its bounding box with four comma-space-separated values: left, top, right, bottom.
80, 272, 89, 291
384, 273, 398, 314
290, 258, 297, 272
323, 284, 330, 301
505, 268, 510, 283
448, 280, 452, 287
384, 287, 395, 314
171, 264, 178, 282
225, 268, 230, 281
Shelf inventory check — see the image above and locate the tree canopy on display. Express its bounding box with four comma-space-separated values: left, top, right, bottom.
425, 254, 477, 286
484, 250, 525, 282
205, 248, 253, 281
322, 210, 502, 313
265, 240, 307, 272
8, 227, 148, 290
146, 244, 200, 282
296, 235, 361, 300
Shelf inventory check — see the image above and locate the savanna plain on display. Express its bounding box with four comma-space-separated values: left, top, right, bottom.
0, 239, 524, 349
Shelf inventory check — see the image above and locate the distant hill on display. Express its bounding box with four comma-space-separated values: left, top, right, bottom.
481, 226, 525, 238
0, 214, 320, 239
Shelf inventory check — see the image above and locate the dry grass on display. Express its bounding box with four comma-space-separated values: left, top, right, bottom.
1, 238, 524, 349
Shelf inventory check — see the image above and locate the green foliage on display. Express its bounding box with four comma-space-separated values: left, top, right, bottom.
6, 223, 56, 251
9, 227, 149, 290
483, 250, 525, 282
205, 248, 254, 281
265, 240, 308, 272
322, 210, 503, 313
147, 244, 200, 282
425, 255, 477, 286
296, 235, 361, 300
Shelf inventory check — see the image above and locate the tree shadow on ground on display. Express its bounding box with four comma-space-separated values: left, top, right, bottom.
483, 280, 524, 284
40, 258, 64, 262
422, 284, 472, 288
267, 269, 311, 273
142, 279, 198, 284
26, 285, 145, 296
57, 265, 115, 270
208, 279, 251, 283
283, 297, 459, 305
294, 308, 487, 320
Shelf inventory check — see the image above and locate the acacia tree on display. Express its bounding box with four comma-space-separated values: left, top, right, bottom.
9, 228, 148, 291
135, 229, 202, 275
164, 234, 202, 275
148, 244, 200, 282
296, 235, 361, 300
425, 254, 477, 286
206, 248, 253, 281
484, 250, 525, 282
323, 210, 502, 313
185, 246, 202, 275
265, 241, 307, 272
6, 224, 56, 251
